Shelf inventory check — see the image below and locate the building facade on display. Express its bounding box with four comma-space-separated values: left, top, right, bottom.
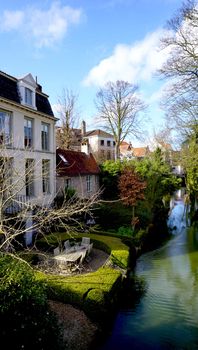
82, 127, 115, 162
0, 71, 57, 208
56, 148, 100, 199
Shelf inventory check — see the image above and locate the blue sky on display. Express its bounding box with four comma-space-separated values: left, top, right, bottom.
0, 0, 183, 146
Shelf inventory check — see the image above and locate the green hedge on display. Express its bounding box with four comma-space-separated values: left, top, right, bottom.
36, 267, 122, 318
34, 233, 130, 318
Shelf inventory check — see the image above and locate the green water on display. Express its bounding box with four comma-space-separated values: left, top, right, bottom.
100, 198, 198, 349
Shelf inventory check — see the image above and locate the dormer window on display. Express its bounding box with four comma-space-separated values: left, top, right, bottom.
17, 74, 37, 110
25, 88, 33, 106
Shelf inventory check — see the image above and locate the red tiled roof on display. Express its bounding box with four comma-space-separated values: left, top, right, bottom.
132, 147, 150, 157
120, 141, 132, 151
56, 149, 100, 177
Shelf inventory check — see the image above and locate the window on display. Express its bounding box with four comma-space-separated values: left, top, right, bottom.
107, 140, 111, 147
113, 141, 116, 146
107, 150, 111, 160
25, 159, 34, 197
0, 110, 11, 144
100, 140, 104, 146
41, 123, 50, 151
0, 157, 13, 195
24, 118, 33, 148
42, 159, 50, 193
86, 175, 92, 192
25, 88, 33, 106
65, 178, 71, 188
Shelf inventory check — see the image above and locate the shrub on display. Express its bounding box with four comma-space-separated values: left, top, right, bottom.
118, 226, 134, 237
83, 289, 107, 318
0, 254, 64, 350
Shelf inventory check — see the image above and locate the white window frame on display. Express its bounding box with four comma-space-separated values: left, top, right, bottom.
42, 159, 50, 194
25, 159, 34, 197
0, 109, 12, 145
86, 175, 92, 193
25, 87, 33, 106
41, 123, 50, 151
24, 117, 33, 148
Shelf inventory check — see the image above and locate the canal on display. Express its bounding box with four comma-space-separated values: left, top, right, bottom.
98, 193, 198, 349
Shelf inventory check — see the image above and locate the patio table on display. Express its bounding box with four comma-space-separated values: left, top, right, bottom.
53, 246, 87, 267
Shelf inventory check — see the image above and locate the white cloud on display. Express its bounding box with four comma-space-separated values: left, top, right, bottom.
0, 10, 24, 31
0, 2, 82, 48
83, 29, 170, 87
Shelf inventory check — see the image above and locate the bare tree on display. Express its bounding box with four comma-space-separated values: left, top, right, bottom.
159, 0, 198, 139
95, 80, 147, 160
0, 143, 99, 257
56, 88, 80, 149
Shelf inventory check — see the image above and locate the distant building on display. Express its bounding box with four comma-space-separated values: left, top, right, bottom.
82, 127, 115, 162
120, 141, 150, 160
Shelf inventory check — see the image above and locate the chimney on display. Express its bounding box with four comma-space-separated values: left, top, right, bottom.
81, 120, 86, 136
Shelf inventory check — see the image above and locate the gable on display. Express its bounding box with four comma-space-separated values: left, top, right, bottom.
18, 73, 37, 88
85, 129, 114, 138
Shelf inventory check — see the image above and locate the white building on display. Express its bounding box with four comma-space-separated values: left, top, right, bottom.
81, 122, 115, 162
0, 71, 57, 209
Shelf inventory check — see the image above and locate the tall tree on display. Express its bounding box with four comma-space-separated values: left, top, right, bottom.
134, 148, 181, 221
95, 80, 147, 160
159, 0, 198, 209
56, 88, 79, 149
159, 0, 198, 139
181, 132, 198, 212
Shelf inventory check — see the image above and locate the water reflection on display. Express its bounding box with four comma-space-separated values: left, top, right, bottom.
99, 194, 198, 350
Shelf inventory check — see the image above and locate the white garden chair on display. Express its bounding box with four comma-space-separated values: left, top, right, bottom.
53, 247, 60, 256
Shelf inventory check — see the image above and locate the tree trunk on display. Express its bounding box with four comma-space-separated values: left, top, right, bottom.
115, 143, 120, 160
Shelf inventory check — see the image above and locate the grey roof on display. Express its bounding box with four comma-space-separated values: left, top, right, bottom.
0, 72, 20, 104
0, 71, 54, 117
85, 129, 114, 138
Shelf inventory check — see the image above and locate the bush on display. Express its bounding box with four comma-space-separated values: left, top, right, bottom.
0, 254, 64, 350
84, 289, 107, 318
118, 226, 134, 237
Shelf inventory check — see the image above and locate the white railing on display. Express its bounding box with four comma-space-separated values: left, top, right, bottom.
4, 195, 31, 214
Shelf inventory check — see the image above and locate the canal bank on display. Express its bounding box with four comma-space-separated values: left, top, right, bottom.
96, 193, 198, 349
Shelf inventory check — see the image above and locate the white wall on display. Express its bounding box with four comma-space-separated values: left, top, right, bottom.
56, 174, 100, 199
0, 100, 56, 206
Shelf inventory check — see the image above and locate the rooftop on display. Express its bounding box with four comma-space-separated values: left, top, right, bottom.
0, 70, 54, 117
56, 149, 100, 177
